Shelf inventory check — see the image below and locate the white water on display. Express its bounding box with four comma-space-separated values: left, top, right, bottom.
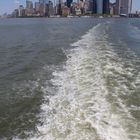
30, 23, 140, 140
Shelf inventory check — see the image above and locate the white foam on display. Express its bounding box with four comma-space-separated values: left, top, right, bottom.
29, 23, 140, 140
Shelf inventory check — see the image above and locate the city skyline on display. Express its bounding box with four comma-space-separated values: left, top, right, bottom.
0, 0, 139, 15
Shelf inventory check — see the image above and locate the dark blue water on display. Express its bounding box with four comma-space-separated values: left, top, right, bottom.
0, 18, 140, 140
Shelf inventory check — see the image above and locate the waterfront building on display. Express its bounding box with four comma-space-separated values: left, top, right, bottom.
116, 0, 120, 14
57, 0, 62, 15
82, 0, 95, 14
62, 6, 70, 16
110, 2, 118, 15
129, 0, 132, 13
79, 0, 84, 14
47, 1, 54, 16
118, 0, 132, 15
84, 0, 90, 14
103, 0, 109, 14
92, 0, 97, 14
39, 3, 46, 16
11, 0, 124, 16
26, 0, 33, 9
26, 0, 34, 16
75, 8, 82, 15
12, 9, 19, 17
70, 2, 77, 15
96, 0, 103, 14
96, 0, 109, 14
18, 5, 25, 16
35, 2, 40, 12
38, 0, 50, 16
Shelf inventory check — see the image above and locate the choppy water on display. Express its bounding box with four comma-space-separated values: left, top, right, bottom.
0, 18, 140, 140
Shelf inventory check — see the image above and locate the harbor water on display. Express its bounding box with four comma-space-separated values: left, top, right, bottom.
0, 18, 140, 140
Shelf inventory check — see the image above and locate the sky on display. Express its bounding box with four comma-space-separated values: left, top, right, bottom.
0, 0, 140, 15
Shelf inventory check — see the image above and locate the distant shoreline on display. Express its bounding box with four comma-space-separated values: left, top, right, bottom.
1, 14, 140, 19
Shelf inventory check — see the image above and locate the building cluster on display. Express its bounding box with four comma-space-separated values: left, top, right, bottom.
13, 0, 54, 17
11, 0, 134, 17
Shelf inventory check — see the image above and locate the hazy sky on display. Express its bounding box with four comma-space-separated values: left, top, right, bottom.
0, 0, 140, 15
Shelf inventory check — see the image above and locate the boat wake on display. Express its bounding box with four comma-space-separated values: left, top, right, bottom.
30, 23, 140, 140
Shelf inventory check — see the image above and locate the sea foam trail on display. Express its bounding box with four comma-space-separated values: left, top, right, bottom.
30, 23, 140, 140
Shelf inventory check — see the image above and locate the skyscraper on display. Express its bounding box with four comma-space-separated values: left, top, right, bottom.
19, 5, 25, 16
96, 0, 109, 14
118, 0, 132, 14
92, 0, 97, 13
128, 0, 132, 13
26, 0, 33, 9
116, 0, 120, 14
26, 0, 34, 16
103, 0, 109, 14
96, 0, 103, 14
57, 0, 62, 15
35, 2, 40, 12
85, 0, 97, 14
39, 0, 47, 16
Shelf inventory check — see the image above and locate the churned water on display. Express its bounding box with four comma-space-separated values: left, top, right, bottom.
0, 18, 140, 140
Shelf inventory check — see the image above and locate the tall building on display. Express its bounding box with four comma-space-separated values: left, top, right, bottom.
92, 0, 97, 14
118, 0, 132, 14
109, 2, 118, 15
57, 0, 62, 15
47, 1, 54, 16
19, 5, 25, 16
116, 0, 120, 14
38, 0, 46, 16
35, 2, 40, 12
26, 0, 33, 9
26, 0, 34, 16
96, 0, 109, 14
96, 0, 103, 14
103, 0, 109, 14
84, 0, 97, 14
128, 0, 132, 13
